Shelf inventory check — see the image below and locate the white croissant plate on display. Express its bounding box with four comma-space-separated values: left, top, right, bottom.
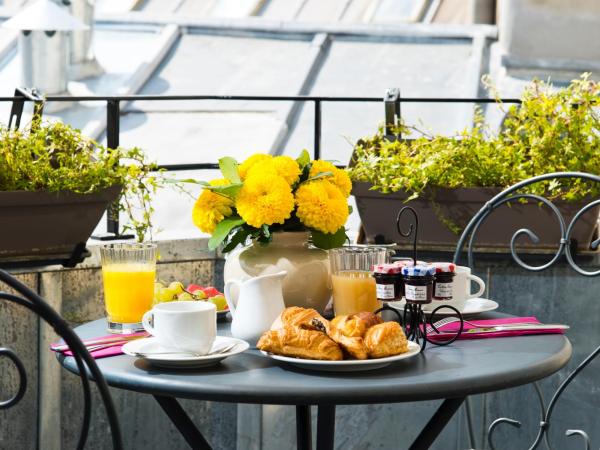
260, 341, 421, 372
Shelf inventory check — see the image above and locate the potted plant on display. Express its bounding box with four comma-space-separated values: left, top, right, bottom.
0, 120, 161, 266
349, 74, 600, 251
189, 150, 352, 312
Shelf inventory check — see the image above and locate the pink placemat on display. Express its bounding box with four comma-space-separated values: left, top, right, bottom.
51, 332, 148, 359
428, 316, 565, 341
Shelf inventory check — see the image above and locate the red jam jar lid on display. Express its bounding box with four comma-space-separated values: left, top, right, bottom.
373, 264, 401, 274
431, 262, 456, 273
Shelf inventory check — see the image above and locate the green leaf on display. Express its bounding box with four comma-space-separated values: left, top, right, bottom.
311, 227, 348, 250
261, 224, 271, 239
208, 216, 245, 250
219, 157, 241, 184
304, 171, 333, 183
296, 149, 311, 169
204, 182, 243, 198
222, 227, 251, 253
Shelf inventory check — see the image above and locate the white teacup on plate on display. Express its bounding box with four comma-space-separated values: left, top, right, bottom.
425, 265, 485, 312
142, 301, 216, 354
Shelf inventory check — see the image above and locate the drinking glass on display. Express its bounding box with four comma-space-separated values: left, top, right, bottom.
329, 246, 390, 315
100, 243, 157, 334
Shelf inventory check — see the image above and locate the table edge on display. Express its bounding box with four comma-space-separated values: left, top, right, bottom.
58, 337, 572, 405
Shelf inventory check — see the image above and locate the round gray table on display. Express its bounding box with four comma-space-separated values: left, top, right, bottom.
59, 314, 571, 450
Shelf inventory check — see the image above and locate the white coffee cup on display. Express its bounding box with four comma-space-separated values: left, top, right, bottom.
425, 265, 485, 312
453, 265, 485, 301
142, 301, 216, 354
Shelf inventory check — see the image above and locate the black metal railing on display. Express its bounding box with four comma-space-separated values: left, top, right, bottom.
4, 90, 522, 238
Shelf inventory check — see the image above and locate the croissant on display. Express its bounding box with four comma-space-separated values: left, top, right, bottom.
328, 327, 368, 359
257, 324, 343, 361
364, 322, 409, 358
325, 315, 368, 360
354, 311, 384, 329
279, 306, 329, 331
330, 312, 383, 338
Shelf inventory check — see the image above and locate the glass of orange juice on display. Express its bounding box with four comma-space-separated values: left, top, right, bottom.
329, 247, 389, 315
100, 243, 157, 334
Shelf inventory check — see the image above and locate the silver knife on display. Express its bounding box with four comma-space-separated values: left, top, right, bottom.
464, 324, 570, 333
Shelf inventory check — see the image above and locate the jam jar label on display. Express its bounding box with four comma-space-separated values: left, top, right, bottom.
405, 284, 429, 302
434, 282, 453, 299
376, 283, 395, 300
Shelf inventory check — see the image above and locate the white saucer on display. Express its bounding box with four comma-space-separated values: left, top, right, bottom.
388, 298, 499, 316
122, 336, 249, 369
260, 341, 421, 372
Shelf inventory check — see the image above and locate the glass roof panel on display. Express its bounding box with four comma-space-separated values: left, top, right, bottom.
282, 37, 477, 163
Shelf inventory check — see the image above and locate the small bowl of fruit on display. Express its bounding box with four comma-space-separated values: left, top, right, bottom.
154, 281, 229, 319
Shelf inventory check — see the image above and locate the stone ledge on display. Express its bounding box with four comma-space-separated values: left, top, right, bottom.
7, 236, 219, 275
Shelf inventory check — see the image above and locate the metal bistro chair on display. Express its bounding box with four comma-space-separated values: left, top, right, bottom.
0, 269, 123, 449
452, 172, 600, 450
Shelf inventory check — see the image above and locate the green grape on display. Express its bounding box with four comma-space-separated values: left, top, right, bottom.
168, 281, 185, 295
178, 292, 193, 301
156, 287, 175, 302
209, 295, 228, 311
191, 289, 207, 300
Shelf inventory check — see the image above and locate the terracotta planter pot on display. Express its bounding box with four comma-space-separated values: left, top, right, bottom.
0, 186, 121, 266
353, 181, 599, 251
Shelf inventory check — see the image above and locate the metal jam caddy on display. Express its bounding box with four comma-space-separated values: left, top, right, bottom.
374, 206, 464, 351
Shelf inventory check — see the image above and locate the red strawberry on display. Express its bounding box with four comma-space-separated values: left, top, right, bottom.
187, 284, 203, 293
202, 286, 221, 297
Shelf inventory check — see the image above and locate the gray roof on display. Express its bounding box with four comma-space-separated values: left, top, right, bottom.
0, 1, 501, 240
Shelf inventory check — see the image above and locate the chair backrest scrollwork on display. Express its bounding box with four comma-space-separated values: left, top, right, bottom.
0, 269, 122, 449
452, 172, 600, 450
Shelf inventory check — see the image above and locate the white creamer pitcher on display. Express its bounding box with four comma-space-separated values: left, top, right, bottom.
224, 271, 287, 345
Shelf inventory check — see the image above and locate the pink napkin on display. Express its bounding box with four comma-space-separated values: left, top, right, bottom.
51, 332, 148, 359
63, 345, 126, 359
427, 316, 565, 342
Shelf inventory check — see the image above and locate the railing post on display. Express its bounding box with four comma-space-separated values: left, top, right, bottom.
8, 87, 44, 131
314, 99, 321, 160
384, 88, 401, 140
106, 100, 120, 235
93, 99, 134, 240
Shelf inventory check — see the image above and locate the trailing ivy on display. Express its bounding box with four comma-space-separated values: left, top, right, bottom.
349, 74, 600, 202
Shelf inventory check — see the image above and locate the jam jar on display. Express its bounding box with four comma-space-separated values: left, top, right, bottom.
392, 259, 424, 298
373, 264, 402, 301
401, 265, 435, 304
431, 262, 456, 301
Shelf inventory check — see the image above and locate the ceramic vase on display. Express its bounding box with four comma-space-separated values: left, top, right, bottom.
223, 231, 331, 313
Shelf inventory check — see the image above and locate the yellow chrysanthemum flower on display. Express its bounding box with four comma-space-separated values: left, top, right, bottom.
192, 178, 233, 234
295, 179, 349, 234
238, 154, 272, 179
247, 155, 301, 185
309, 160, 352, 197
236, 173, 294, 228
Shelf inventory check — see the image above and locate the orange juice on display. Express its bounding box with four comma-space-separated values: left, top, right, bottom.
102, 263, 155, 323
331, 270, 381, 315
